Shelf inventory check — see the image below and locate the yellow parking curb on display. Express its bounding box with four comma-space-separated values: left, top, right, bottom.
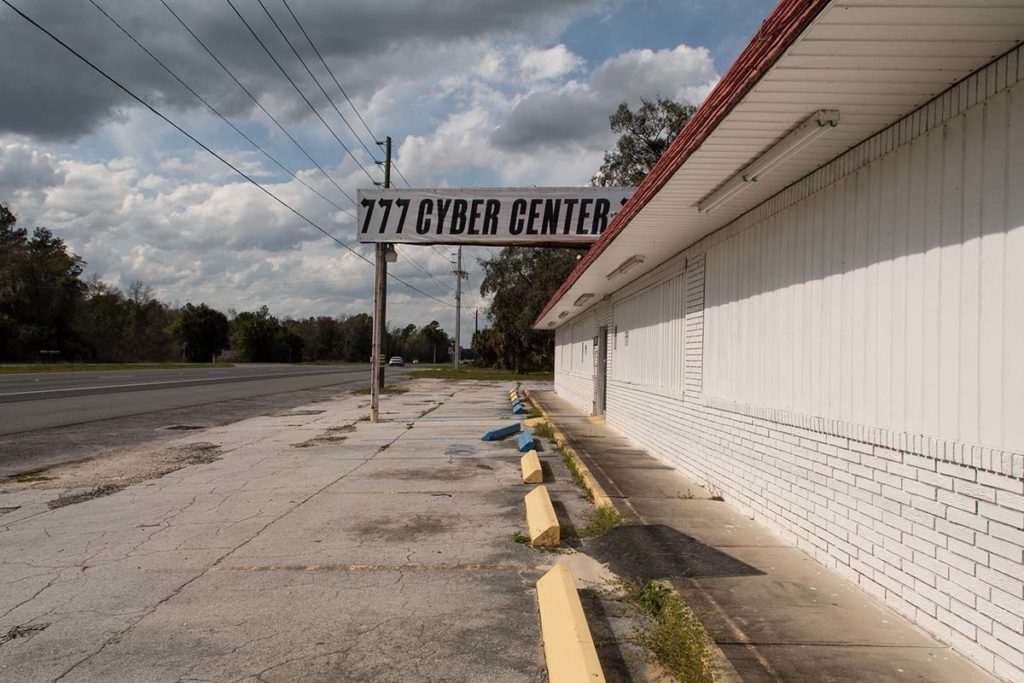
536, 564, 606, 683
522, 417, 545, 428
521, 449, 543, 484
522, 390, 616, 511
525, 485, 559, 547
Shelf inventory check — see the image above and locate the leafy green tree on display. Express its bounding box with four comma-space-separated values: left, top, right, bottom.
592, 97, 696, 186
75, 278, 131, 361
125, 281, 177, 361
417, 321, 450, 364
231, 306, 304, 362
471, 327, 500, 368
169, 303, 229, 362
0, 203, 86, 360
479, 247, 583, 372
339, 313, 373, 362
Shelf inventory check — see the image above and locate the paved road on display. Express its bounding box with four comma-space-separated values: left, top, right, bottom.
0, 364, 406, 476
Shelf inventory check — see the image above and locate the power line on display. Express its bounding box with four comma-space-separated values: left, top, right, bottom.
278, 0, 413, 188
86, 0, 353, 219
159, 0, 356, 208
397, 246, 456, 296
1, 0, 454, 309
225, 0, 377, 185
272, 1, 462, 291
256, 0, 380, 168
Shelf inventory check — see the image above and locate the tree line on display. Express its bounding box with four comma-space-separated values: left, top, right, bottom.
0, 203, 451, 365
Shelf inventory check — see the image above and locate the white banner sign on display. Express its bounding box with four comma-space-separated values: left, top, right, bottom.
356, 187, 635, 245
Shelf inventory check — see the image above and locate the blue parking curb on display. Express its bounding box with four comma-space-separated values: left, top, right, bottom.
481, 423, 521, 441
517, 430, 535, 452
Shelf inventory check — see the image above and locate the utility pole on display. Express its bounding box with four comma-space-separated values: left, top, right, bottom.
453, 247, 467, 370
370, 136, 392, 423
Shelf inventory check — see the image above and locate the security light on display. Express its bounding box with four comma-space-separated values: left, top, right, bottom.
606, 255, 645, 281
697, 109, 840, 214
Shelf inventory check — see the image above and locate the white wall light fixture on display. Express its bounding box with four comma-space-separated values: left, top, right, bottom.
573, 293, 594, 307
606, 255, 645, 281
697, 109, 839, 214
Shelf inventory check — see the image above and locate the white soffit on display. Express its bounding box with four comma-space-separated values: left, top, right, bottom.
539, 0, 1024, 329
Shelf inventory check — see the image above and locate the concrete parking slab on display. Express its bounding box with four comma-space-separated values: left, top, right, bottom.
0, 380, 661, 682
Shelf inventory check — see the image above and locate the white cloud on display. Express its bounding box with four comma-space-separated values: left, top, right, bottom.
491, 43, 718, 152
591, 44, 718, 105
519, 44, 584, 81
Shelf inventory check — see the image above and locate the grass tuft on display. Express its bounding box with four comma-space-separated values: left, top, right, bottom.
581, 505, 623, 537
511, 531, 530, 544
620, 579, 714, 683
532, 420, 555, 441
556, 444, 593, 502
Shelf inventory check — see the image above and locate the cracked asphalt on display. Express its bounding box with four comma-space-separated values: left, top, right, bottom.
0, 380, 614, 682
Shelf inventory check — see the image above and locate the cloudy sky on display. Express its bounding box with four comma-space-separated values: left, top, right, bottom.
0, 0, 773, 333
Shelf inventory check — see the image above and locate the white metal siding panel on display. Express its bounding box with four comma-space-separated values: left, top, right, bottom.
554, 312, 595, 414
703, 84, 1024, 456
611, 273, 686, 395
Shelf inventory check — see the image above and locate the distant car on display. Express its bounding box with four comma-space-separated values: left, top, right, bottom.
412, 359, 420, 364
388, 356, 405, 367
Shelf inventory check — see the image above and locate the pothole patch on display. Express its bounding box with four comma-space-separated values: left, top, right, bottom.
176, 442, 222, 465
161, 424, 205, 431
48, 484, 126, 509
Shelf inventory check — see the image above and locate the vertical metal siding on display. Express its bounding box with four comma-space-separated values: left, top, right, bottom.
704, 84, 1024, 454
611, 273, 687, 394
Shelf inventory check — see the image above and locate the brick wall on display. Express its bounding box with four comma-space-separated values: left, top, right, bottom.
605, 375, 1024, 680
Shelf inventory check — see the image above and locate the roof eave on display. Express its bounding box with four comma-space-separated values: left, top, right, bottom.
534, 0, 834, 329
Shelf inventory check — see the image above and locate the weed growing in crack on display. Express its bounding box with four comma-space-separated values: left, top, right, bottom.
581, 506, 624, 537
512, 531, 530, 544
619, 579, 714, 683
532, 421, 555, 441
556, 444, 593, 502
526, 405, 542, 419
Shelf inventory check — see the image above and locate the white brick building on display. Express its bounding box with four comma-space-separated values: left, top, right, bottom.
536, 2, 1024, 680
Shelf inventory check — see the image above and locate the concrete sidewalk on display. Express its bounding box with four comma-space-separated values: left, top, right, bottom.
1, 380, 607, 682
532, 390, 996, 683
